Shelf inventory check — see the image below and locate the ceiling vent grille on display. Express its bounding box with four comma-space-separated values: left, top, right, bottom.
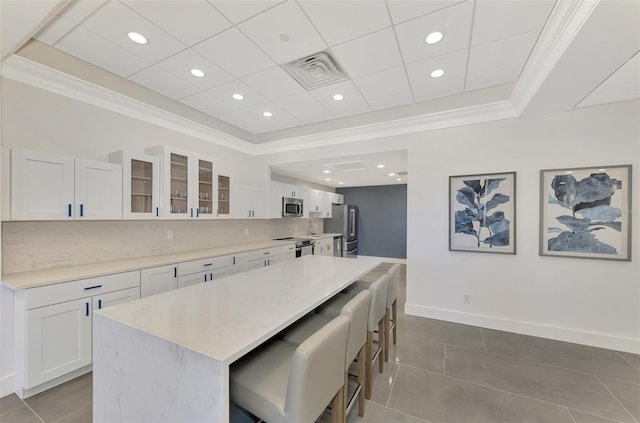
397, 171, 408, 176
328, 161, 369, 172
283, 51, 348, 91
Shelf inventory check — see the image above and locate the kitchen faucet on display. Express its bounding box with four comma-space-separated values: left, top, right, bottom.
308, 219, 313, 236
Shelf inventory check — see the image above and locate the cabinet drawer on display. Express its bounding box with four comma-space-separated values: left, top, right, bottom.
248, 248, 280, 261
26, 271, 140, 310
177, 256, 229, 276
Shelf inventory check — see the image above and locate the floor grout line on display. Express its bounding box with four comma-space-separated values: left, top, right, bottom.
617, 351, 640, 372
384, 362, 400, 408
594, 375, 639, 423
479, 327, 488, 353
22, 401, 46, 423
566, 407, 579, 423
443, 343, 446, 376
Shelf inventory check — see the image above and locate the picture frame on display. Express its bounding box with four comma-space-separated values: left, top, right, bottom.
449, 171, 516, 254
539, 164, 632, 261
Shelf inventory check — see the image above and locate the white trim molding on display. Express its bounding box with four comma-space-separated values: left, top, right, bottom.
405, 303, 640, 354
0, 374, 14, 398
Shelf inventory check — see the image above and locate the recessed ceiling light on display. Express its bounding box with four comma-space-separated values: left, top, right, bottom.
332, 94, 344, 101
232, 93, 244, 101
377, 164, 385, 168
598, 168, 606, 171
339, 182, 344, 185
325, 178, 331, 181
127, 32, 147, 44
396, 178, 402, 181
323, 170, 331, 174
430, 69, 445, 78
280, 33, 290, 42
425, 31, 443, 44
388, 173, 396, 176
565, 171, 573, 174
190, 68, 205, 78
262, 111, 273, 117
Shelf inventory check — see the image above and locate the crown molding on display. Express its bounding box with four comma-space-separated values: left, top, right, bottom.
510, 0, 600, 114
0, 55, 257, 155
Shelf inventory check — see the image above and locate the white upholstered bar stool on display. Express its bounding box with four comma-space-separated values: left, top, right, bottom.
318, 274, 389, 400
281, 290, 371, 422
230, 315, 350, 423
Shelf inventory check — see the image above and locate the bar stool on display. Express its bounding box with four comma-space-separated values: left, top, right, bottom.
230, 315, 350, 423
317, 274, 389, 400
385, 264, 401, 355
281, 290, 371, 422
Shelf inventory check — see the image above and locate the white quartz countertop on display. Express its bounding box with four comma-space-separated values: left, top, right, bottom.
1, 240, 295, 290
303, 233, 343, 239
95, 255, 380, 364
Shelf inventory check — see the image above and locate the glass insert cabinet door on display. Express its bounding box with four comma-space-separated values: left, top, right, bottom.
131, 159, 154, 214
217, 174, 231, 217
110, 150, 160, 220
197, 159, 213, 216
170, 153, 189, 216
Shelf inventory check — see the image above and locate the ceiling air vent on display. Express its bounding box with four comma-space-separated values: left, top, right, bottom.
397, 171, 408, 176
283, 51, 348, 91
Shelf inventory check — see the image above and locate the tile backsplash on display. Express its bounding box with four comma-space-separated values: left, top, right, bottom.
1, 218, 324, 274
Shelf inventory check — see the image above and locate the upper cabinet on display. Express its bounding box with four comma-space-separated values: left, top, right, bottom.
146, 146, 217, 220
235, 184, 264, 219
217, 171, 233, 218
11, 148, 122, 221
109, 151, 160, 219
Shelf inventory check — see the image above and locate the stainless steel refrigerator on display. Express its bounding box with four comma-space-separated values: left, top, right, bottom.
325, 204, 358, 258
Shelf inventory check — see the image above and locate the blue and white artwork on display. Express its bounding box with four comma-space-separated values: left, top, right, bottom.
450, 172, 516, 254
540, 165, 631, 260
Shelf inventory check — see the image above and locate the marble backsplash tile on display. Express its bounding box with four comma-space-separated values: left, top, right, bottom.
1, 218, 324, 274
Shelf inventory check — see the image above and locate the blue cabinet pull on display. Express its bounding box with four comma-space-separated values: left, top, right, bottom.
156, 207, 159, 217
68, 204, 72, 217
196, 208, 199, 217
174, 267, 177, 278
85, 303, 89, 316
98, 299, 102, 309
84, 285, 102, 290
232, 256, 236, 265
80, 204, 84, 217
203, 263, 213, 267
210, 272, 213, 280
203, 274, 207, 282
190, 208, 194, 218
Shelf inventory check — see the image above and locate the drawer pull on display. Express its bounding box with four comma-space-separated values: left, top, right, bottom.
85, 303, 89, 316
68, 204, 72, 217
263, 252, 270, 255
174, 267, 177, 278
80, 204, 84, 217
156, 207, 159, 217
232, 256, 236, 265
84, 285, 102, 291
98, 299, 102, 309
203, 263, 213, 267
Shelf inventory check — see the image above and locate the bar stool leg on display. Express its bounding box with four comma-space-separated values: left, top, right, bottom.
384, 310, 390, 362
343, 371, 348, 423
392, 299, 398, 344
358, 346, 366, 417
365, 331, 373, 400
378, 318, 385, 374
332, 388, 342, 423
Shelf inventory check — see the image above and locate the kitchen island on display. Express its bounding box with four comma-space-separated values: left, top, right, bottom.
93, 255, 380, 423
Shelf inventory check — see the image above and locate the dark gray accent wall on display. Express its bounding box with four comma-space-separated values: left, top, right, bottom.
336, 185, 407, 259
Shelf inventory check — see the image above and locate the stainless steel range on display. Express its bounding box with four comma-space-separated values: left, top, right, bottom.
273, 237, 315, 258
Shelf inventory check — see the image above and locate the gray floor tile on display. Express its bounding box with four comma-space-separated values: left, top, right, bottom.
386, 333, 444, 374
568, 409, 621, 423
396, 315, 486, 352
346, 400, 427, 423
482, 329, 640, 383
388, 365, 575, 423
0, 393, 24, 416
24, 373, 92, 423
598, 376, 640, 422
0, 405, 42, 423
445, 346, 635, 423
52, 405, 92, 423
618, 352, 640, 372
369, 357, 400, 406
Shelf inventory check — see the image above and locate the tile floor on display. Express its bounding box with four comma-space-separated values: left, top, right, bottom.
1, 264, 638, 423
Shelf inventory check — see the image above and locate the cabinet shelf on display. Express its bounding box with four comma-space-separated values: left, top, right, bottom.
171, 177, 188, 182
132, 193, 152, 197
199, 181, 212, 185
170, 161, 188, 167
132, 176, 153, 181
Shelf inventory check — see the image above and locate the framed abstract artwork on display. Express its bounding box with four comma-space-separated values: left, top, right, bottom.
449, 172, 516, 254
539, 165, 632, 261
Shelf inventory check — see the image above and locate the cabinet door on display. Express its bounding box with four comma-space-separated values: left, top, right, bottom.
229, 253, 247, 275
75, 159, 122, 220
93, 287, 140, 311
195, 155, 216, 219
25, 298, 92, 389
207, 267, 230, 281
235, 184, 265, 219
281, 244, 296, 261
248, 259, 267, 270
321, 192, 332, 218
177, 272, 206, 289
111, 151, 160, 220
217, 173, 233, 218
270, 181, 283, 218
11, 148, 75, 220
140, 265, 177, 298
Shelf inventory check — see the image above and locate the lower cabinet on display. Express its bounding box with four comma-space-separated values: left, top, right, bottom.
177, 256, 230, 289
177, 267, 230, 289
140, 264, 177, 297
314, 237, 333, 256
229, 253, 248, 275
248, 247, 281, 269
281, 244, 296, 261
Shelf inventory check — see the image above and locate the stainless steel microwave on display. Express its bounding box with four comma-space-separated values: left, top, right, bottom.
282, 197, 303, 217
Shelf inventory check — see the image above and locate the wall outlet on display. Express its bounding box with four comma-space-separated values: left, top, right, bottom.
244, 228, 249, 236
167, 230, 174, 240
463, 293, 471, 304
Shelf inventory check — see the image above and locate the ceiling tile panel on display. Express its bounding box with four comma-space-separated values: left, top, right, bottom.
299, 0, 391, 46
192, 28, 275, 78
216, 110, 272, 134
466, 30, 539, 92
472, 0, 555, 46
238, 1, 326, 64
123, 0, 231, 46
234, 102, 301, 132
208, 0, 284, 24
80, 1, 186, 63
240, 67, 306, 101
395, 0, 473, 64
58, 0, 108, 24
128, 66, 200, 99
331, 28, 403, 79
354, 67, 413, 110
35, 15, 76, 46
387, 0, 466, 24
275, 92, 334, 124
206, 80, 269, 110
157, 49, 234, 90
55, 26, 150, 77
406, 49, 467, 102
579, 57, 640, 107
179, 91, 235, 115
309, 80, 372, 118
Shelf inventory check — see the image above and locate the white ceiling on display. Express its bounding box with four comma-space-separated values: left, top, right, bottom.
2, 0, 639, 189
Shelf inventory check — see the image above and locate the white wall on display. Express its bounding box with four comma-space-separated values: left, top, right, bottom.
260, 100, 640, 353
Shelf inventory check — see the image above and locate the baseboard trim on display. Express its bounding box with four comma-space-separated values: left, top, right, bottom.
357, 255, 407, 264
0, 374, 14, 398
404, 304, 640, 354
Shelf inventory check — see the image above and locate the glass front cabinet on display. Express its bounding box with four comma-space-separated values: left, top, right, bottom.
109, 151, 160, 219
217, 171, 233, 218
146, 146, 217, 219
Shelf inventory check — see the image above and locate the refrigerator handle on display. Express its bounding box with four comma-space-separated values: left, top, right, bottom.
349, 208, 356, 237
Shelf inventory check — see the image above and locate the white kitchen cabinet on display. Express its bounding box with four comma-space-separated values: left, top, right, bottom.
320, 191, 333, 218
11, 149, 122, 221
217, 171, 233, 218
235, 184, 265, 219
249, 255, 281, 269
110, 151, 160, 219
93, 287, 140, 311
248, 247, 281, 269
25, 298, 92, 389
229, 253, 247, 275
281, 244, 296, 261
271, 182, 309, 218
331, 193, 344, 205
140, 264, 177, 298
177, 267, 230, 288
308, 189, 322, 214
314, 237, 333, 256
270, 181, 284, 218
177, 256, 230, 288
146, 146, 217, 220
